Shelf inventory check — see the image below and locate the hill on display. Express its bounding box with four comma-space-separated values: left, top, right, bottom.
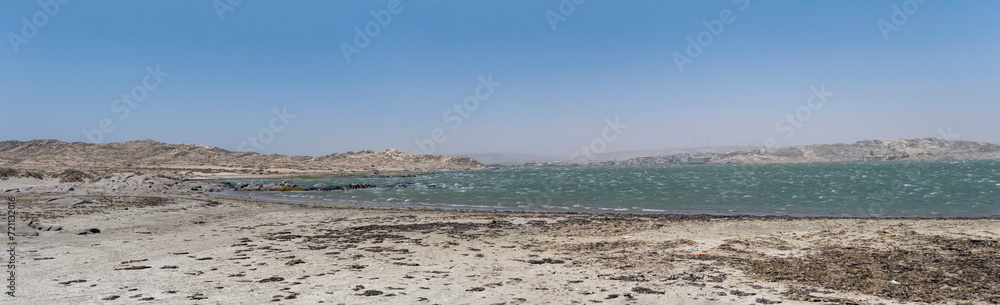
717, 138, 1000, 163
0, 139, 485, 175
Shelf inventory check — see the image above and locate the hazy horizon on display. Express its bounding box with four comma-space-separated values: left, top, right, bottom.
3, 1, 997, 158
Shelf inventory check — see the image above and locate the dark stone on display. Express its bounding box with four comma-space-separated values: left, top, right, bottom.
46, 198, 88, 205
259, 276, 285, 283
527, 258, 564, 264
77, 228, 101, 235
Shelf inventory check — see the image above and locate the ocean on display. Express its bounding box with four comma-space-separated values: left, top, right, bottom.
224, 160, 1000, 217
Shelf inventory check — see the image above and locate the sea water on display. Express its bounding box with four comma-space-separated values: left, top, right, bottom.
223, 160, 1000, 217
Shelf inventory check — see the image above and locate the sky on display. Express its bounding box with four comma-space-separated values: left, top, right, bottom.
1, 0, 998, 157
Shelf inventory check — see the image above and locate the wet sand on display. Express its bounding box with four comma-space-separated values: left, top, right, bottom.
6, 191, 1000, 304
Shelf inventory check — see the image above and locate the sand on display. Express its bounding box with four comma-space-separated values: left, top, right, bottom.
3, 184, 999, 304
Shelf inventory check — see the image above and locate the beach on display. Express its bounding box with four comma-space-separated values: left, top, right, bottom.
4, 178, 999, 304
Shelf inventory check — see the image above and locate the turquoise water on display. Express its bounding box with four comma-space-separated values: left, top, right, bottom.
225, 160, 1000, 217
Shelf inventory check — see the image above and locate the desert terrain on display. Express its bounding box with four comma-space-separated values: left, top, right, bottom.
2, 139, 999, 304
3, 173, 999, 304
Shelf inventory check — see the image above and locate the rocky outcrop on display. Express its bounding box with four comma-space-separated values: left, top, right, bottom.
233, 181, 433, 192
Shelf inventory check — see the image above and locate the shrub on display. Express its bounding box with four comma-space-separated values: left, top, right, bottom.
0, 168, 17, 180
19, 171, 44, 180
53, 169, 94, 183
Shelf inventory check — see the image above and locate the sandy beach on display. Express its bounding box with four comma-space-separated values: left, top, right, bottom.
3, 176, 998, 305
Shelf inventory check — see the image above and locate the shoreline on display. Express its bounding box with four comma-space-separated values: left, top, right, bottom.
4, 174, 1000, 304
225, 190, 1000, 219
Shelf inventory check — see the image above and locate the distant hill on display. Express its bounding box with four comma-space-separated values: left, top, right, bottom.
465, 149, 687, 164
0, 139, 485, 174
588, 148, 684, 162
463, 153, 563, 165
717, 138, 1000, 163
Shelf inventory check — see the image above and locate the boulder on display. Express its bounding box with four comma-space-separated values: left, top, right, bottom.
13, 221, 38, 237
343, 183, 375, 190
27, 220, 62, 231
76, 228, 101, 235
238, 183, 264, 191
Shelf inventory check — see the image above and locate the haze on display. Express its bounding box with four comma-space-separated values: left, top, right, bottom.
2, 1, 997, 158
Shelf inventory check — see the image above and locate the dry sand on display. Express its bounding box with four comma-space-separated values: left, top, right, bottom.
3, 186, 999, 304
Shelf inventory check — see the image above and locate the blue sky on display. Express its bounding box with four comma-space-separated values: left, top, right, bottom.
1, 0, 998, 157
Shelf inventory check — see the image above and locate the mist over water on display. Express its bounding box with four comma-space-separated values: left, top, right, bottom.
227, 160, 1000, 217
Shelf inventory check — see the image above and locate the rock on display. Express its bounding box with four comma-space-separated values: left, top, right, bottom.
246, 184, 264, 190
46, 198, 89, 205
258, 276, 284, 283
343, 183, 376, 190
13, 221, 38, 236
27, 220, 61, 231
133, 228, 153, 234
76, 228, 101, 235
3, 188, 19, 193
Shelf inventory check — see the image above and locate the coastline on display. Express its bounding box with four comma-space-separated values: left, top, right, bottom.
230, 189, 1000, 219
4, 182, 999, 304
